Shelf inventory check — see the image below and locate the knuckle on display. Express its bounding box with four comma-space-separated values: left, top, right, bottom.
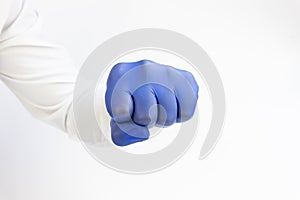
112, 106, 130, 121
164, 118, 176, 126
156, 117, 176, 126
179, 109, 195, 122
164, 112, 177, 125
182, 71, 194, 82
110, 63, 128, 77
134, 114, 152, 126
138, 59, 153, 65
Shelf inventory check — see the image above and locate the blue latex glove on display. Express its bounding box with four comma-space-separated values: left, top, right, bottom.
105, 60, 198, 146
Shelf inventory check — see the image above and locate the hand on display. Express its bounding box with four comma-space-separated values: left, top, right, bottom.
105, 60, 198, 146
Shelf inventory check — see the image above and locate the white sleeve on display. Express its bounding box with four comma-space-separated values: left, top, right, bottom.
0, 0, 79, 139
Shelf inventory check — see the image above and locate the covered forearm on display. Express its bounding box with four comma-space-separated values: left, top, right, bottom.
0, 0, 78, 138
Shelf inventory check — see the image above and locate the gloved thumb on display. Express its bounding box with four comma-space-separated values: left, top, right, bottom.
110, 119, 150, 146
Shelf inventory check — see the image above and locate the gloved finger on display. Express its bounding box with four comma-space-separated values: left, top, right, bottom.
105, 60, 155, 121
132, 85, 158, 127
110, 119, 150, 146
170, 68, 198, 122
106, 89, 134, 123
154, 85, 177, 127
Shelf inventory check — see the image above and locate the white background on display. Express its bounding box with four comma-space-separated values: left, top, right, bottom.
0, 0, 300, 199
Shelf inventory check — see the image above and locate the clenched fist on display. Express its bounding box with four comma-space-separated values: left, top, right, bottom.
105, 60, 198, 146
